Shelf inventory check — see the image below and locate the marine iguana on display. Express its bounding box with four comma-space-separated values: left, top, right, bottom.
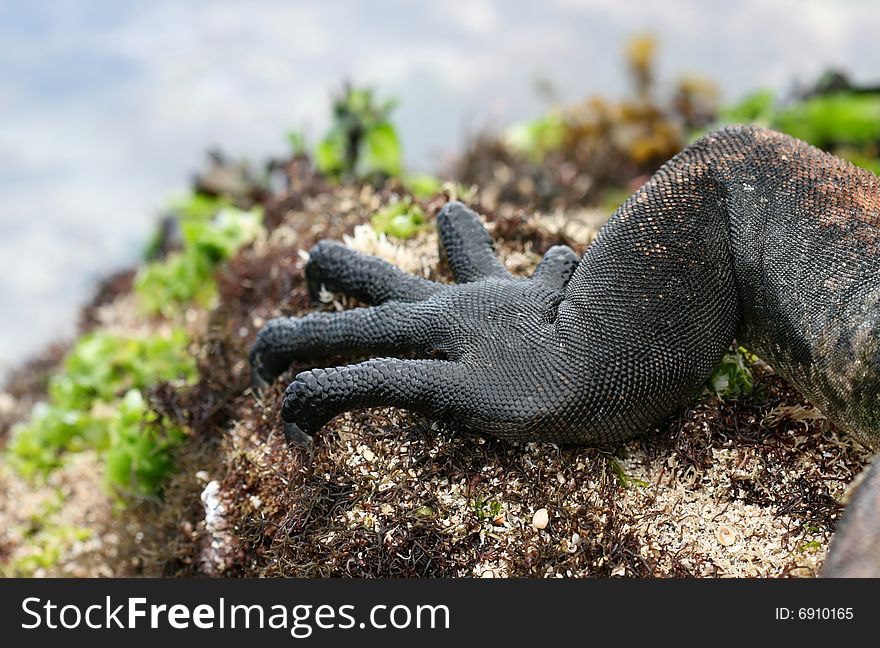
249, 125, 880, 576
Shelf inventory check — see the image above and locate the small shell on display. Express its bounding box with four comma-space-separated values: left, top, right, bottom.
532, 508, 550, 530
717, 525, 737, 546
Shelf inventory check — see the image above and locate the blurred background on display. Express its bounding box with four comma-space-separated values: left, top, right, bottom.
2, 0, 880, 380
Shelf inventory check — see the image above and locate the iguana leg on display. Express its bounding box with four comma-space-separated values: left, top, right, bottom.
252, 202, 586, 443
250, 303, 433, 387
281, 359, 469, 443
252, 201, 528, 387
252, 190, 736, 446
437, 203, 579, 288
436, 202, 512, 282
280, 354, 566, 445
822, 457, 880, 577
305, 240, 439, 304
531, 245, 580, 290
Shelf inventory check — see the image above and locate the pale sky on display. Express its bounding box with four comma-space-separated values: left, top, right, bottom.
1, 0, 879, 377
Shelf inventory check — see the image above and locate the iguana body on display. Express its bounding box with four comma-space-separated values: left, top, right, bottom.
249, 125, 880, 574
251, 125, 880, 446
823, 458, 880, 576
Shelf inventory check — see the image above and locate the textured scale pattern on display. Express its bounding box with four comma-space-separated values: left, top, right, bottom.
823, 458, 880, 577
251, 125, 880, 449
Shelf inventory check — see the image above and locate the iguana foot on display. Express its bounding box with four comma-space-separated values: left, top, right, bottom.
250, 201, 581, 443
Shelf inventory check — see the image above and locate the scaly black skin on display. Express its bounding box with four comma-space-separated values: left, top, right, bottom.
251, 125, 880, 446
822, 459, 880, 577
249, 125, 880, 574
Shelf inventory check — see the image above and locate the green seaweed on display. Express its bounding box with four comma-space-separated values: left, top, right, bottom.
371, 198, 428, 239
708, 346, 754, 399
7, 330, 195, 495
135, 206, 262, 315
314, 86, 403, 180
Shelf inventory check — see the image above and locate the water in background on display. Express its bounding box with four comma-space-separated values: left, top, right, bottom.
1, 0, 878, 379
